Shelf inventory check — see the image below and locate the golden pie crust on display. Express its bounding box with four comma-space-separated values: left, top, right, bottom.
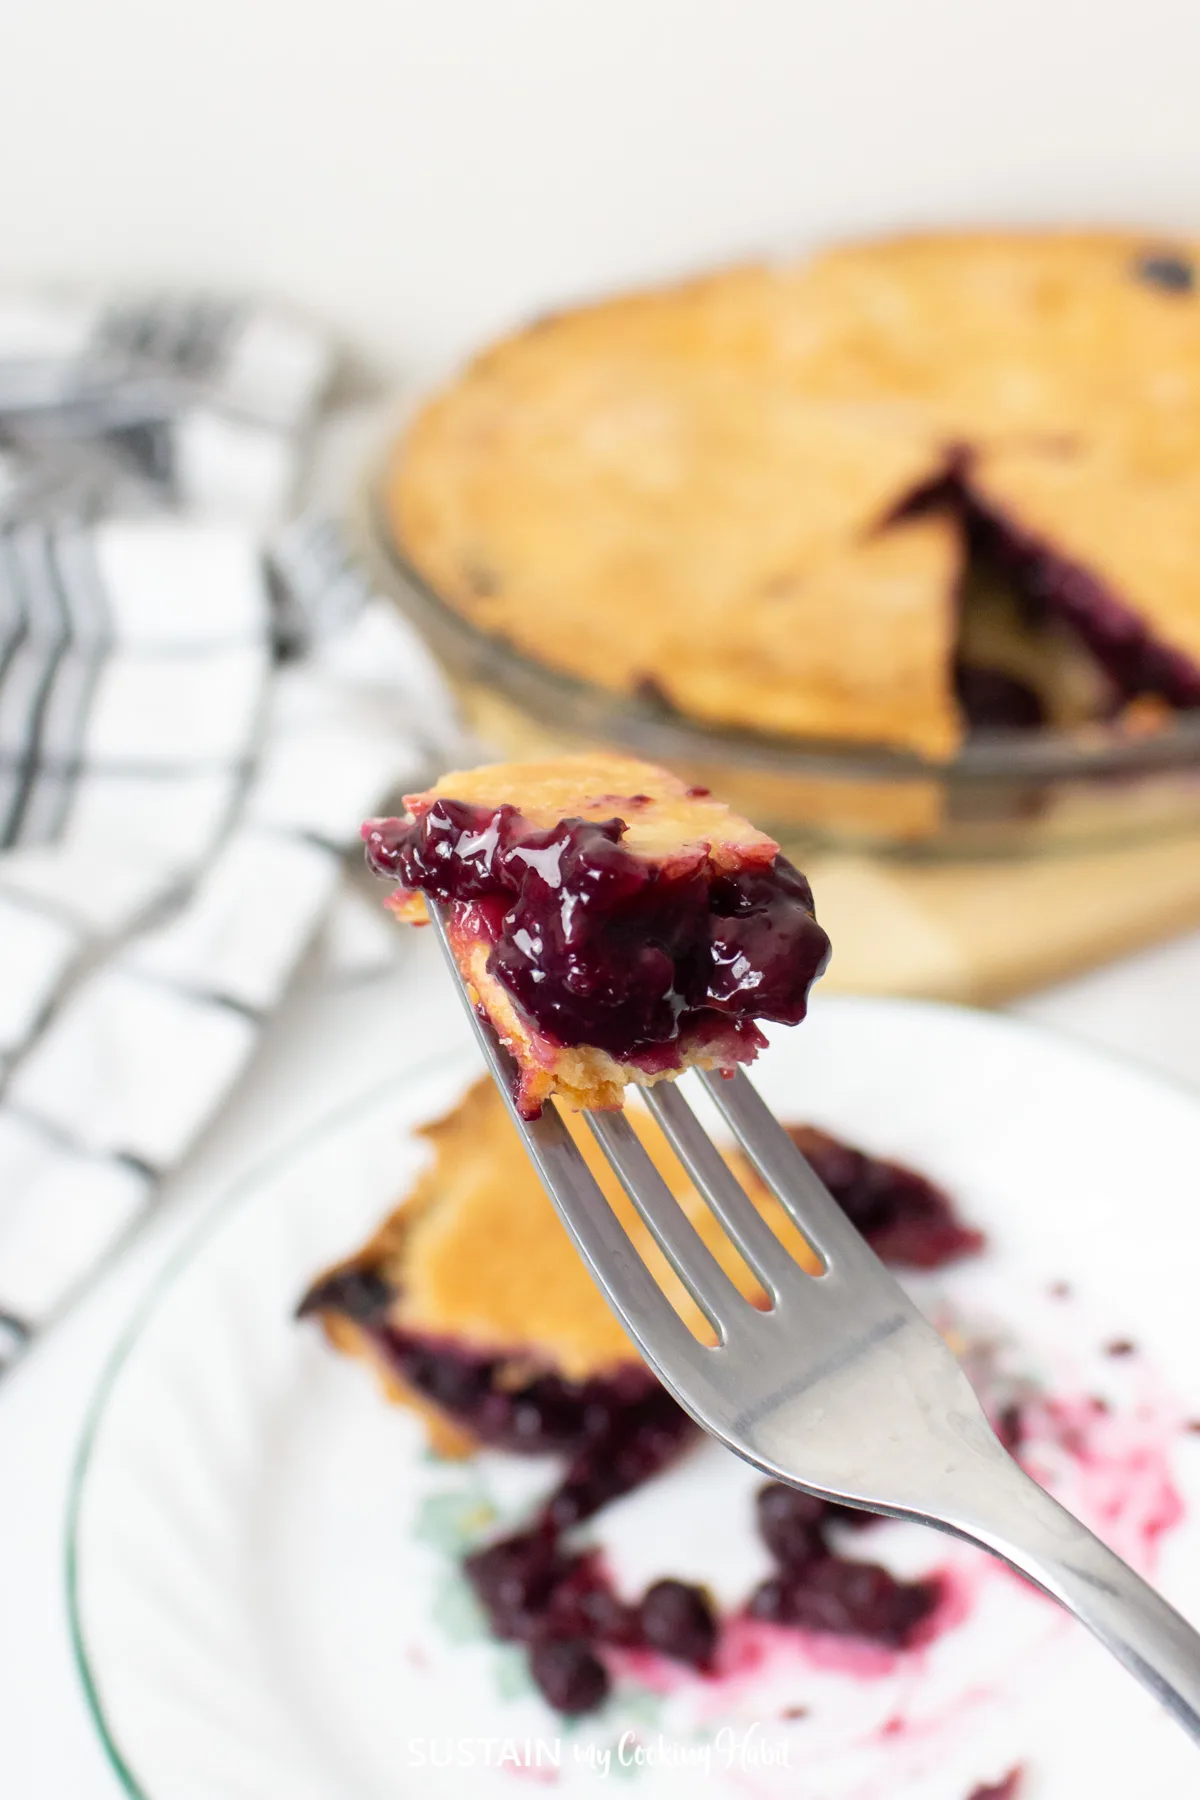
305, 1076, 821, 1453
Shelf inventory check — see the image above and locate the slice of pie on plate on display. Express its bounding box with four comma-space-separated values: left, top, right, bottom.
298, 1076, 976, 1470
297, 1079, 979, 1709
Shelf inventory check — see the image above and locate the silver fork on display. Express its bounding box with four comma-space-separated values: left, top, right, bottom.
428, 905, 1200, 1742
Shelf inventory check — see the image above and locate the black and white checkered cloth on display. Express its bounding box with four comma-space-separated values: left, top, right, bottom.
0, 293, 453, 1371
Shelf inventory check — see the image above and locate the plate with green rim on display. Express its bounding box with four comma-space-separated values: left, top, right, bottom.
67, 996, 1200, 1798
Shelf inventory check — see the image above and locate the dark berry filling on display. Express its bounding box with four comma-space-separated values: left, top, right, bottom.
296, 1266, 696, 1505
380, 1325, 695, 1502
748, 1556, 940, 1647
955, 665, 1046, 734
296, 1264, 395, 1325
749, 1481, 940, 1648
962, 488, 1200, 712
545, 1391, 697, 1530
362, 801, 830, 1065
637, 1577, 719, 1669
465, 1528, 716, 1710
527, 1638, 610, 1714
300, 1122, 982, 1713
755, 1483, 830, 1566
896, 460, 1200, 728
789, 1126, 984, 1268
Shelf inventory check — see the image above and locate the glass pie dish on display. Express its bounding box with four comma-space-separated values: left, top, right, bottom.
355, 461, 1200, 862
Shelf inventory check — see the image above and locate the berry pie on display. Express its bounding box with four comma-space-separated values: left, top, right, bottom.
299, 1077, 981, 1712
362, 753, 830, 1116
388, 231, 1200, 757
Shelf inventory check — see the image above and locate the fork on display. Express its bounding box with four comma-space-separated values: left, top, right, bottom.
427, 905, 1200, 1742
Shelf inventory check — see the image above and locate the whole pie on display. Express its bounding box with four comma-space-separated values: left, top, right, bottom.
363, 752, 830, 1115
386, 232, 1200, 759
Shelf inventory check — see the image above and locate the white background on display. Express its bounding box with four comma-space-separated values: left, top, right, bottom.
2, 0, 1199, 380
3, 1, 1200, 1791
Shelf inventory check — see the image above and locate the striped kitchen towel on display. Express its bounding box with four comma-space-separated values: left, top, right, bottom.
0, 292, 455, 1371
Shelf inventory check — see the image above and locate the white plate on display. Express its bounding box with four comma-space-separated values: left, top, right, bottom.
68, 997, 1200, 1799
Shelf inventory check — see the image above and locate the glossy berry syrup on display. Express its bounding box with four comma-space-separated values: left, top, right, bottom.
362, 801, 830, 1065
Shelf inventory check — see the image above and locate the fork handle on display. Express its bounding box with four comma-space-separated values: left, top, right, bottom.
951, 1449, 1200, 1741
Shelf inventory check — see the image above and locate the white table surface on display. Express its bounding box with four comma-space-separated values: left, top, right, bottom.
4, 921, 1200, 1797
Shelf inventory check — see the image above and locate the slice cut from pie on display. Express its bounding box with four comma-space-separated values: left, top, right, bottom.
362, 753, 831, 1116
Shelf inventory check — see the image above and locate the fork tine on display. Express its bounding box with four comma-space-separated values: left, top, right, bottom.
584, 1109, 752, 1341
425, 904, 710, 1378
644, 1081, 810, 1303
516, 1105, 711, 1371
698, 1067, 878, 1274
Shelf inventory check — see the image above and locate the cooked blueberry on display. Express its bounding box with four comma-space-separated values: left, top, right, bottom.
637, 1579, 718, 1668
578, 1584, 641, 1646
1134, 250, 1194, 294
755, 1483, 828, 1566
748, 1557, 938, 1647
537, 1554, 641, 1646
528, 1638, 610, 1713
465, 1530, 576, 1643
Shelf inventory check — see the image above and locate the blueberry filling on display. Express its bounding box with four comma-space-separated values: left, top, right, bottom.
896, 463, 1200, 726
297, 1264, 395, 1324
465, 1530, 717, 1710
789, 1127, 984, 1268
755, 1483, 830, 1566
748, 1556, 940, 1647
300, 1124, 983, 1714
381, 1326, 695, 1493
961, 488, 1200, 712
638, 1577, 720, 1668
362, 802, 830, 1066
749, 1482, 941, 1648
955, 665, 1046, 734
297, 1264, 695, 1487
527, 1638, 610, 1714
